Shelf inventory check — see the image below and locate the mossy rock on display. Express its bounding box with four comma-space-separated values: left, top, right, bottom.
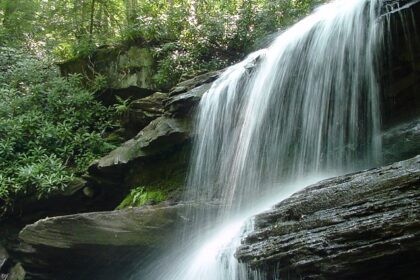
116, 187, 167, 209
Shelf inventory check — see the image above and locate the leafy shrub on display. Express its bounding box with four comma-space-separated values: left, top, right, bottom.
0, 47, 117, 209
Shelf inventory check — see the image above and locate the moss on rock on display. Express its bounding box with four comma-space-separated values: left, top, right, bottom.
116, 187, 167, 209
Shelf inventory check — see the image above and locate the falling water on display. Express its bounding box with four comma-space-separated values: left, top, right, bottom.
131, 0, 416, 279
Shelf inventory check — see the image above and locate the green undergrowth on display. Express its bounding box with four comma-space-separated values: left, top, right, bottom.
117, 187, 167, 209
0, 47, 118, 212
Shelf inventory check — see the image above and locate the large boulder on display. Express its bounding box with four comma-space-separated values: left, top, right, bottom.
236, 155, 420, 279
15, 203, 216, 280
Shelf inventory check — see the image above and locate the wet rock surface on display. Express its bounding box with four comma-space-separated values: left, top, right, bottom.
236, 155, 420, 280
383, 117, 420, 164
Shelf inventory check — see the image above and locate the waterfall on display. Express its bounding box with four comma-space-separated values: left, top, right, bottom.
186, 0, 384, 212
131, 0, 412, 279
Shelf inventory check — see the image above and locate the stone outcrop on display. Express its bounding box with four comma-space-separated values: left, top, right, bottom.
0, 63, 220, 229
58, 46, 157, 91
236, 155, 420, 280
84, 69, 220, 197
88, 116, 191, 184
14, 203, 217, 280
166, 83, 213, 117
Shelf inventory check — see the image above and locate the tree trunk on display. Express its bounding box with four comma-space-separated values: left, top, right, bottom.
89, 0, 96, 40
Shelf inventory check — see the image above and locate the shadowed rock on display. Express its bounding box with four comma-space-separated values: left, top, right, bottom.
15, 203, 217, 280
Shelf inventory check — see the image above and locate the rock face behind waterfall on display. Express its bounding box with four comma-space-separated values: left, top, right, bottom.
236, 155, 420, 280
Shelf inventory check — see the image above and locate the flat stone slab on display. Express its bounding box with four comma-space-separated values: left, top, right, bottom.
16, 203, 217, 280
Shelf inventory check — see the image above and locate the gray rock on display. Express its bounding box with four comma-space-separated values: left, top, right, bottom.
59, 46, 158, 91
166, 83, 213, 116
169, 69, 222, 96
89, 116, 191, 177
16, 203, 217, 280
121, 92, 169, 133
19, 204, 193, 248
236, 155, 420, 280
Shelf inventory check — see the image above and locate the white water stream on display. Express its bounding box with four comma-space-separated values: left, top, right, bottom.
128, 0, 416, 279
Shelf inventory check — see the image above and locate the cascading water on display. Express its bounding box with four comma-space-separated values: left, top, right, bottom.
130, 0, 417, 279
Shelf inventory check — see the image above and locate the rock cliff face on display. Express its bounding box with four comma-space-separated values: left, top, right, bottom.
85, 69, 222, 202
236, 156, 420, 280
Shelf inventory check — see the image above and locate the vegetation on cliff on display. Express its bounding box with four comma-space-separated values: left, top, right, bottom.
0, 48, 116, 213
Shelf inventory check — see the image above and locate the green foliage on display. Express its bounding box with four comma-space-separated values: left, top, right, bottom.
0, 0, 39, 47
89, 73, 109, 92
1, 0, 325, 83
117, 187, 167, 209
0, 47, 117, 208
113, 96, 131, 117
123, 0, 326, 88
